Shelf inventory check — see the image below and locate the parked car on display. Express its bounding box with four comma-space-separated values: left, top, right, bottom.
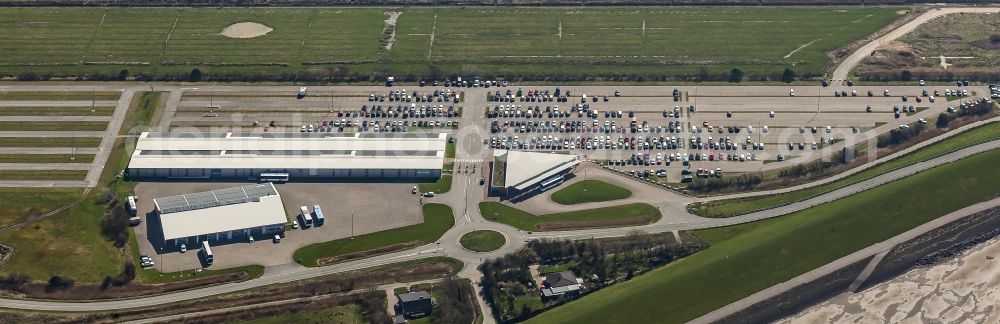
180, 244, 187, 253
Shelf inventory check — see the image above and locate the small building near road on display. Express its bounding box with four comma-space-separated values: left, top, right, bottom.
153, 182, 287, 247
541, 271, 583, 299
397, 291, 433, 318
127, 132, 447, 181
489, 150, 580, 198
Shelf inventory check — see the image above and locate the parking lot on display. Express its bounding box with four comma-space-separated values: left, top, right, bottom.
477, 84, 986, 182
164, 87, 465, 134
0, 89, 129, 188
132, 181, 422, 272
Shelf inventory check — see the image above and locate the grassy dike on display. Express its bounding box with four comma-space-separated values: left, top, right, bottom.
531, 148, 1000, 324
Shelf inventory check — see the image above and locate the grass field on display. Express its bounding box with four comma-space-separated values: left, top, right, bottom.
0, 7, 902, 79
0, 92, 161, 282
0, 121, 108, 132
0, 137, 102, 147
459, 230, 506, 252
418, 174, 452, 194
0, 107, 116, 116
530, 148, 1000, 324
0, 188, 82, 226
480, 202, 661, 231
240, 304, 364, 324
294, 203, 455, 267
550, 180, 632, 205
0, 170, 88, 181
689, 121, 1000, 218
0, 92, 121, 101
0, 154, 94, 163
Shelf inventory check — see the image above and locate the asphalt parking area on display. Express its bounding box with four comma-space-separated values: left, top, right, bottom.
133, 181, 422, 272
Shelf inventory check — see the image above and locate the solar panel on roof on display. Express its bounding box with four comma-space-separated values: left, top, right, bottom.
154, 183, 278, 214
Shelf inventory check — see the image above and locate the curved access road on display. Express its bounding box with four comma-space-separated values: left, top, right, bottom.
0, 138, 994, 314
831, 7, 1000, 82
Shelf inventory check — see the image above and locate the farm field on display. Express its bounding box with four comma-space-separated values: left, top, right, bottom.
530, 148, 1000, 324
0, 7, 903, 79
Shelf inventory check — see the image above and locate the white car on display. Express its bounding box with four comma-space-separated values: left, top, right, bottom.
789, 89, 795, 97
180, 244, 187, 253
249, 236, 255, 243
292, 220, 299, 229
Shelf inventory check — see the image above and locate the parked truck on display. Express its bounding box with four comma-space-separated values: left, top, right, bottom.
312, 205, 325, 226
201, 241, 214, 265
300, 205, 313, 228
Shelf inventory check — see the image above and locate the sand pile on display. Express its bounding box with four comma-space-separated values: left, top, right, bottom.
219, 22, 273, 39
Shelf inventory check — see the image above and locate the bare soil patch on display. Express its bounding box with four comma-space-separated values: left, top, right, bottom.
219, 22, 273, 39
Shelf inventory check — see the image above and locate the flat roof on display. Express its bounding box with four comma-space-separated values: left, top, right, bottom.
154, 183, 287, 241
128, 132, 446, 171
494, 150, 580, 190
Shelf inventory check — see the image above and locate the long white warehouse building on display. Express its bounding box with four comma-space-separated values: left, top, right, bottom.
127, 132, 447, 180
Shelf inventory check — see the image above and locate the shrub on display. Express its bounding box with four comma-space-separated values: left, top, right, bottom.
936, 113, 951, 128
781, 68, 796, 83
45, 275, 74, 292
728, 68, 744, 83
189, 68, 202, 82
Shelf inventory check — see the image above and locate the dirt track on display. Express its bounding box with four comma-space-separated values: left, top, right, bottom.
831, 7, 1000, 81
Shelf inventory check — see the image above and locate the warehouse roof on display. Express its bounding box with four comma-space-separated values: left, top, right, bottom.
154, 183, 287, 241
128, 132, 446, 170
493, 150, 580, 190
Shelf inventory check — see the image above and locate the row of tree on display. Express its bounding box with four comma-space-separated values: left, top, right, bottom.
7, 65, 812, 83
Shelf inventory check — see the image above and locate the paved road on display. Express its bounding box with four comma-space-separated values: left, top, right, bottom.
85, 89, 133, 187
0, 135, 991, 315
831, 7, 1000, 81
690, 197, 1000, 324
0, 245, 444, 312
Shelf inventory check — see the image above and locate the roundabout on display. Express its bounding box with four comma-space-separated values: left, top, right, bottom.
459, 230, 507, 253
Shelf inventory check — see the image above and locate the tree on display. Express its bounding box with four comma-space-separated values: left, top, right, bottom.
117, 69, 129, 81
189, 68, 202, 82
728, 68, 744, 83
781, 68, 796, 83
900, 70, 912, 81
936, 113, 951, 128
